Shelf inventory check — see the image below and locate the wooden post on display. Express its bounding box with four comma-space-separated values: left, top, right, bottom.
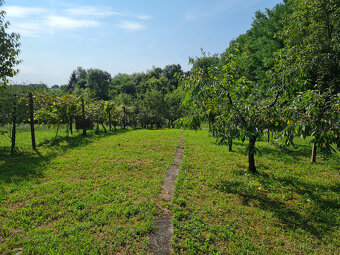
108, 110, 112, 131
81, 99, 86, 136
311, 143, 317, 163
123, 106, 126, 129
69, 117, 73, 135
228, 138, 232, 152
11, 93, 17, 155
267, 129, 270, 143
29, 92, 36, 150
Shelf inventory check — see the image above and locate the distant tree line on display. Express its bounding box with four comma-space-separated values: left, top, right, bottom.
61, 64, 187, 128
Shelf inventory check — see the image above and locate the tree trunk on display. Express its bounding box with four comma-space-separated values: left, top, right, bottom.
123, 106, 126, 129
248, 136, 258, 174
101, 123, 107, 133
69, 117, 73, 135
11, 94, 17, 155
81, 99, 86, 137
108, 111, 112, 131
267, 130, 270, 143
228, 138, 232, 152
54, 124, 60, 143
311, 143, 317, 163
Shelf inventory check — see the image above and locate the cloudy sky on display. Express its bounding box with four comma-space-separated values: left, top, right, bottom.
3, 0, 282, 86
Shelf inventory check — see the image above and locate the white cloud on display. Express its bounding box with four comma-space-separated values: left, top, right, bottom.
47, 16, 99, 29
118, 21, 146, 31
137, 15, 151, 20
9, 16, 100, 36
3, 6, 47, 18
66, 7, 122, 17
4, 5, 149, 36
10, 22, 46, 37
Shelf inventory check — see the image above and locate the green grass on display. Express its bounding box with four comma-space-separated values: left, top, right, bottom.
1, 126, 339, 254
0, 126, 182, 254
173, 130, 339, 254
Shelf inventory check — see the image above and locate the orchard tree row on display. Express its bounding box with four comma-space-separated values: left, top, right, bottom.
179, 0, 340, 173
0, 83, 187, 154
0, 84, 186, 133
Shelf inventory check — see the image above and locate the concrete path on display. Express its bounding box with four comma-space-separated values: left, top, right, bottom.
148, 131, 185, 255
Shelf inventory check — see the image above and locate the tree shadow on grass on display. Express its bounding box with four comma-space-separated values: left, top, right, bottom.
37, 128, 131, 149
0, 128, 132, 184
215, 174, 339, 240
230, 139, 313, 163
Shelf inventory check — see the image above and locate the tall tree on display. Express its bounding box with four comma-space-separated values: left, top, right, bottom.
180, 47, 284, 173
222, 2, 289, 83
110, 73, 136, 97
281, 0, 340, 162
162, 64, 183, 90
67, 71, 77, 92
0, 0, 21, 85
75, 66, 87, 89
87, 69, 111, 100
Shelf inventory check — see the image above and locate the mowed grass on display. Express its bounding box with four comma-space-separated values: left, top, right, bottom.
173, 129, 339, 254
0, 126, 182, 254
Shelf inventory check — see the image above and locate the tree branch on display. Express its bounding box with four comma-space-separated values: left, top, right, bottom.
268, 88, 282, 109
227, 92, 247, 126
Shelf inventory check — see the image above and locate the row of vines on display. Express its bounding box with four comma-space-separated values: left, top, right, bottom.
0, 90, 180, 154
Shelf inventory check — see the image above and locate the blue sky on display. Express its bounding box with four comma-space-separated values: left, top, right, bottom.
3, 0, 282, 86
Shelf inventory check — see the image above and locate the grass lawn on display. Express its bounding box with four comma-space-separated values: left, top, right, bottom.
0, 126, 182, 254
1, 126, 339, 254
173, 129, 339, 254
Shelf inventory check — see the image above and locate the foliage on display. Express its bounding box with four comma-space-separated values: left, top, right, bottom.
110, 73, 136, 97
86, 69, 111, 100
138, 89, 166, 128
0, 85, 45, 127
280, 0, 340, 161
285, 90, 340, 154
161, 64, 183, 90
61, 64, 186, 129
164, 89, 187, 128
67, 71, 77, 92
179, 47, 283, 173
222, 2, 289, 82
34, 94, 79, 129
178, 0, 339, 167
0, 0, 21, 85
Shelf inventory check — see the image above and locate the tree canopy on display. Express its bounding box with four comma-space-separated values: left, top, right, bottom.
178, 0, 340, 172
0, 0, 21, 85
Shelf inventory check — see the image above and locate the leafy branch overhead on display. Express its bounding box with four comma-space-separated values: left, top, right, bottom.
0, 0, 21, 85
